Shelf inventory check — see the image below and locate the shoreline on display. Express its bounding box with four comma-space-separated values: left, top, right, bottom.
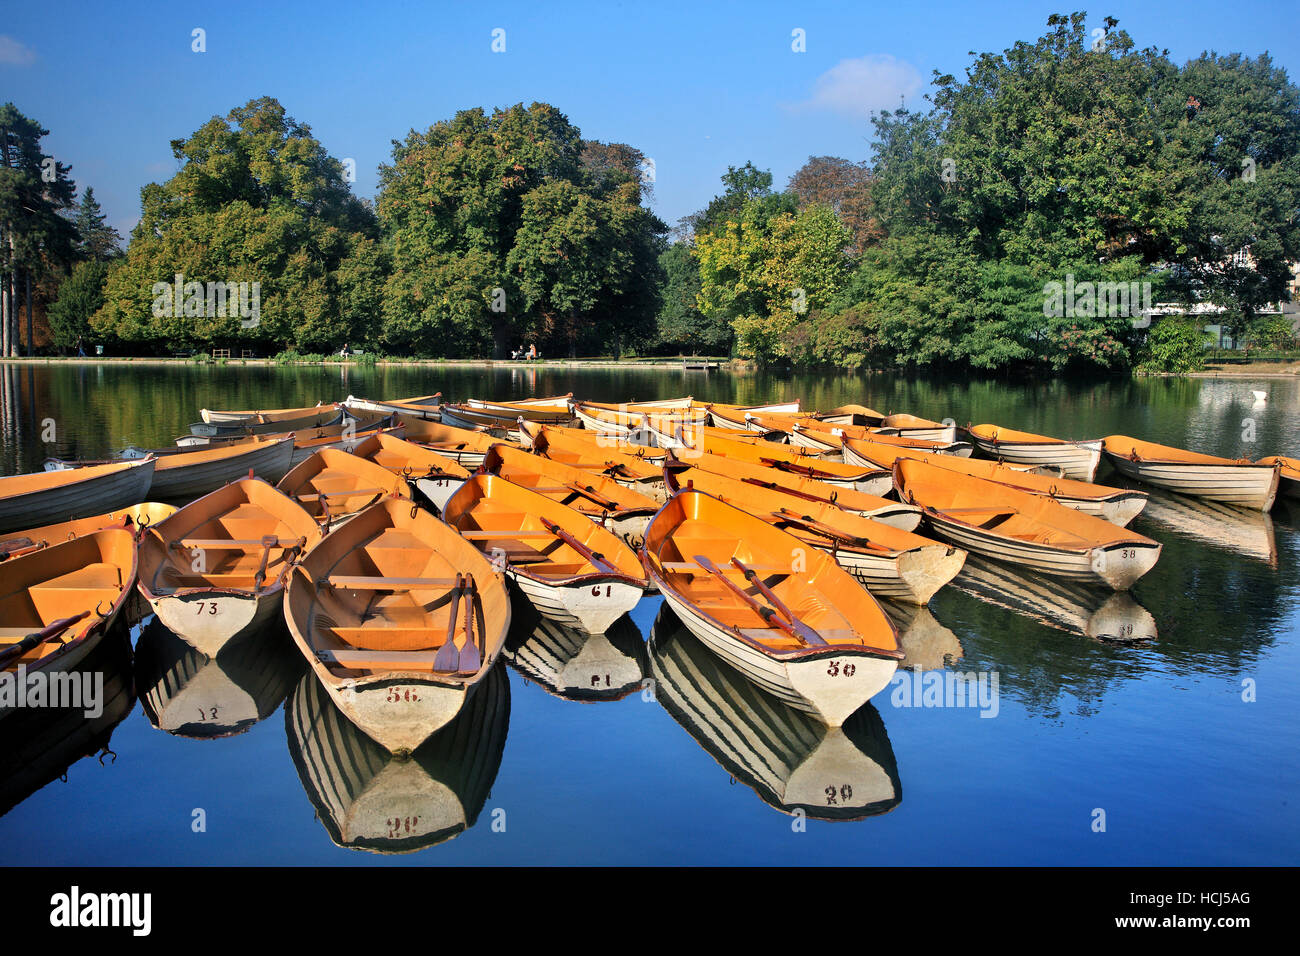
0, 357, 1296, 377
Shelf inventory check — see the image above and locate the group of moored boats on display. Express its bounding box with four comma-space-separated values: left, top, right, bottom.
3, 391, 1296, 760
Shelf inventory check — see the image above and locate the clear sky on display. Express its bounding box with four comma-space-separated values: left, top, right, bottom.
3, 1, 1297, 237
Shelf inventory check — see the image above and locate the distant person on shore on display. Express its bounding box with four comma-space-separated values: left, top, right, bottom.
75, 336, 85, 357
339, 342, 350, 358
527, 344, 538, 361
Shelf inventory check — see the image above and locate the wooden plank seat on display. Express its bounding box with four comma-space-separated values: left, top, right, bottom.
661, 560, 790, 574
315, 647, 448, 671
458, 529, 557, 539
294, 487, 390, 501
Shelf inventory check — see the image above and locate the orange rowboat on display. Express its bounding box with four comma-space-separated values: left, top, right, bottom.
0, 503, 177, 562
349, 433, 470, 512
875, 414, 956, 443
794, 420, 972, 457
442, 475, 647, 634
968, 424, 1103, 481
518, 421, 667, 501
0, 529, 138, 684
894, 458, 1161, 589
480, 443, 659, 548
284, 498, 512, 753
0, 458, 157, 535
898, 451, 1148, 526
396, 415, 498, 469
668, 451, 921, 529
137, 478, 321, 656
664, 466, 964, 605
1102, 436, 1281, 511
277, 449, 409, 530
571, 402, 708, 439
643, 489, 902, 726
661, 426, 892, 495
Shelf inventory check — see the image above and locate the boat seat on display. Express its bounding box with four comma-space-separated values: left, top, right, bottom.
315, 648, 452, 671
326, 575, 462, 591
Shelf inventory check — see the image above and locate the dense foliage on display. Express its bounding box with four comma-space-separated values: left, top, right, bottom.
21, 11, 1300, 368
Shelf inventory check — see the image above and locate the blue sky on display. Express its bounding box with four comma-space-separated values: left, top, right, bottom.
3, 1, 1297, 237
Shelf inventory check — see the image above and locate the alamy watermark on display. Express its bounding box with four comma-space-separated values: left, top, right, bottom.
151, 273, 261, 328
0, 665, 103, 718
889, 668, 1000, 718
1043, 274, 1152, 327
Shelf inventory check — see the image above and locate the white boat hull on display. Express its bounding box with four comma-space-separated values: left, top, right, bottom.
145, 585, 284, 658
509, 572, 642, 634
656, 586, 896, 726
971, 437, 1102, 482
1104, 455, 1279, 511
0, 459, 157, 535
920, 512, 1160, 589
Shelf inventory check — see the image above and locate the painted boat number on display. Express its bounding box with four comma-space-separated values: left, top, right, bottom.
386, 816, 419, 838
590, 674, 611, 687
590, 585, 613, 596
385, 688, 422, 703
824, 784, 853, 805
826, 660, 856, 677
1118, 549, 1136, 559
195, 707, 219, 721
195, 602, 219, 615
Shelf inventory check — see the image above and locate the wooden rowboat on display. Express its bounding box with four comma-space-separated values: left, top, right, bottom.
0, 458, 157, 535
277, 448, 408, 530
0, 529, 138, 687
284, 423, 401, 467
519, 421, 668, 501
396, 415, 497, 468
349, 433, 470, 512
174, 410, 393, 449
647, 605, 901, 820
894, 458, 1161, 589
468, 392, 573, 412
284, 498, 511, 753
968, 424, 1103, 482
643, 489, 903, 725
134, 615, 303, 738
285, 661, 509, 853
137, 478, 321, 656
481, 443, 659, 549
1256, 456, 1300, 500
874, 413, 956, 443
883, 449, 1148, 526
0, 503, 175, 563
442, 475, 647, 634
201, 402, 329, 425
1102, 436, 1280, 511
344, 393, 443, 419
669, 451, 922, 529
45, 434, 296, 501
571, 402, 708, 440
798, 421, 973, 457
664, 465, 963, 605
815, 405, 887, 427
189, 404, 344, 438
439, 401, 570, 432
664, 426, 893, 495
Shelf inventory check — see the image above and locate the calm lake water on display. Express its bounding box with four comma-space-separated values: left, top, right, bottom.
1, 363, 1297, 864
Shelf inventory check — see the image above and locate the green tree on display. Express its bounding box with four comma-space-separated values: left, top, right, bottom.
656, 242, 729, 353
47, 259, 110, 350
1137, 317, 1212, 372
72, 187, 122, 261
93, 97, 377, 353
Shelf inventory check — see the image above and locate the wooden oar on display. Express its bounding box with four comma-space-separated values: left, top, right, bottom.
539, 517, 617, 573
457, 576, 481, 675
770, 508, 891, 552
691, 554, 824, 646
0, 612, 92, 668
434, 574, 463, 673
730, 557, 827, 646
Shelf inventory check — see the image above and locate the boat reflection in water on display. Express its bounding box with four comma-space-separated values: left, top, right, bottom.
1126, 484, 1278, 568
134, 616, 304, 738
877, 599, 964, 671
948, 554, 1158, 643
0, 621, 136, 817
286, 660, 510, 854
502, 602, 647, 702
647, 606, 901, 822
